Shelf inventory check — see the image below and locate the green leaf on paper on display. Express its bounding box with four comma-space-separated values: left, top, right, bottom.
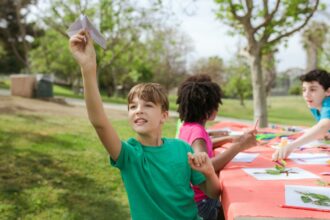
297, 191, 330, 207
266, 169, 281, 175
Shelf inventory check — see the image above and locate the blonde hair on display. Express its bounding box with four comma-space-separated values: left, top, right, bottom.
127, 83, 169, 112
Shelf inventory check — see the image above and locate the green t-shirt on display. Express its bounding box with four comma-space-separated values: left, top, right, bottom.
110, 137, 205, 220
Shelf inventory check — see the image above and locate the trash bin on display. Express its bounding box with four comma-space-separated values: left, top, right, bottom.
36, 75, 53, 98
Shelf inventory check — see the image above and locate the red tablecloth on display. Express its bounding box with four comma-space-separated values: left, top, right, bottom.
211, 121, 330, 220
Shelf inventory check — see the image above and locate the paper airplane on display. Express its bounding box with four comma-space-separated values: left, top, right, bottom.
66, 14, 106, 49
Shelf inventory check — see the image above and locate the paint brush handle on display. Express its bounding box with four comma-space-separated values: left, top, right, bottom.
253, 119, 259, 131
281, 204, 330, 212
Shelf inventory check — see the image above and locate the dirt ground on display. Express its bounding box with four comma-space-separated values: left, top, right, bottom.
0, 95, 128, 120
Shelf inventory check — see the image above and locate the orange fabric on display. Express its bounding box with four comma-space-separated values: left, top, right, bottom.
211, 122, 330, 220
210, 121, 251, 131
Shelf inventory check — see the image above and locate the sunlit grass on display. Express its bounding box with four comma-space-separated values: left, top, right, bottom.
0, 78, 318, 219
0, 77, 10, 89
218, 96, 314, 126
0, 113, 148, 219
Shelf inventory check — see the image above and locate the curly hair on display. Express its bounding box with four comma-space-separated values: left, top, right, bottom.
176, 74, 223, 123
300, 69, 330, 91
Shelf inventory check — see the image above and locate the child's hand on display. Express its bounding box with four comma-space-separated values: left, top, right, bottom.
233, 129, 257, 151
324, 133, 330, 140
272, 144, 295, 161
188, 152, 214, 176
69, 30, 96, 70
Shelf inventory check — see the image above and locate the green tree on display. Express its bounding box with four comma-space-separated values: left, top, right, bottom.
0, 0, 40, 73
29, 29, 81, 91
320, 31, 330, 72
302, 21, 328, 71
214, 0, 320, 127
224, 56, 252, 106
0, 41, 7, 60
32, 0, 166, 95
190, 56, 225, 85
96, 0, 162, 95
147, 26, 193, 91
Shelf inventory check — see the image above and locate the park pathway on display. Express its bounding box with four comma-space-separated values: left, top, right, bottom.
0, 88, 253, 124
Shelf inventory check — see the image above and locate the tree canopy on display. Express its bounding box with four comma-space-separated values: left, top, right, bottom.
213, 0, 320, 127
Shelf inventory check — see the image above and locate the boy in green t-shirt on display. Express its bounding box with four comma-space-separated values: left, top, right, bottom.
69, 30, 220, 220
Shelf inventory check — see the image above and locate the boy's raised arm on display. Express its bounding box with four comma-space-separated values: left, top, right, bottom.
69, 30, 121, 160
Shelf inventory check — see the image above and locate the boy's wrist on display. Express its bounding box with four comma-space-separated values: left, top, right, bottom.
285, 143, 296, 151
81, 63, 97, 74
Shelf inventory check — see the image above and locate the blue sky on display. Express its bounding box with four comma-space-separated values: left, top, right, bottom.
170, 0, 306, 72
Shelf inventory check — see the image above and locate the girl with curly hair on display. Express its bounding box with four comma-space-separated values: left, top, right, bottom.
177, 74, 256, 220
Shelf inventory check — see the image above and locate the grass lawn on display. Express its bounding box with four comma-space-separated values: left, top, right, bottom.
219, 96, 315, 126
52, 84, 315, 126
53, 85, 128, 105
0, 78, 317, 219
0, 77, 10, 90
0, 104, 178, 219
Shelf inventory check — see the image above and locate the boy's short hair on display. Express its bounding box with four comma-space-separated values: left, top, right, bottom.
127, 83, 169, 112
300, 69, 330, 90
177, 74, 223, 123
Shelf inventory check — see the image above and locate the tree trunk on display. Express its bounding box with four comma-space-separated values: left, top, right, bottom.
239, 95, 245, 106
249, 52, 268, 128
14, 0, 30, 72
306, 43, 318, 72
263, 52, 277, 96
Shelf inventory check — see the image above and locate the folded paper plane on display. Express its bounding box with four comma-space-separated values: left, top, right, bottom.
67, 14, 106, 49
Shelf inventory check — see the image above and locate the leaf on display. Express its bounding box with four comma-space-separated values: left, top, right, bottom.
275, 164, 285, 172
280, 160, 287, 166
298, 191, 330, 207
315, 200, 330, 206
266, 169, 281, 175
316, 179, 330, 187
306, 193, 330, 201
301, 195, 312, 203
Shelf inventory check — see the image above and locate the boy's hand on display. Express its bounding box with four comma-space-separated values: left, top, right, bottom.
69, 30, 96, 71
233, 129, 257, 151
188, 152, 214, 176
324, 133, 330, 140
272, 145, 295, 161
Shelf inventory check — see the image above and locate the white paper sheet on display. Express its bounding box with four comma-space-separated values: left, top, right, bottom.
67, 14, 106, 49
206, 128, 230, 133
232, 152, 259, 163
242, 167, 319, 180
285, 185, 330, 211
229, 131, 244, 136
298, 140, 330, 150
289, 153, 330, 165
